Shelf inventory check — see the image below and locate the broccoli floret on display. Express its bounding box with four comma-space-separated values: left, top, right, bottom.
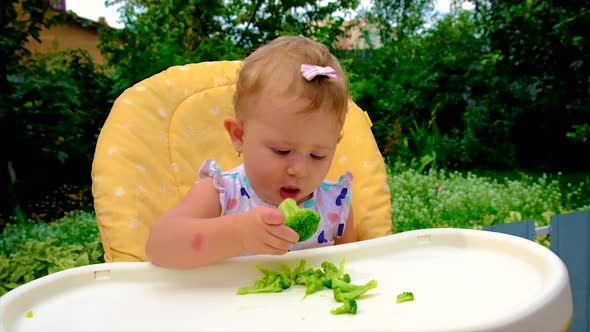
304, 276, 325, 296
236, 277, 284, 294
236, 259, 379, 316
332, 279, 378, 302
258, 265, 292, 289
396, 291, 414, 303
278, 198, 320, 241
320, 259, 349, 288
330, 299, 358, 315
292, 259, 309, 277
236, 264, 292, 294
292, 262, 326, 296
341, 273, 351, 283
320, 261, 340, 287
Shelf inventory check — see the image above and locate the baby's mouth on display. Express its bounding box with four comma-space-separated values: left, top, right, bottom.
280, 187, 300, 199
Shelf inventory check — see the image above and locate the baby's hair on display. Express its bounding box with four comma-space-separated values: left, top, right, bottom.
234, 35, 349, 124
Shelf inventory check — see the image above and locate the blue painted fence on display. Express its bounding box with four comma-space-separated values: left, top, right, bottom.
485, 210, 590, 332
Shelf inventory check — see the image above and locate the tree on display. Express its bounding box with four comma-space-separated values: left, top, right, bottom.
0, 0, 55, 214
368, 0, 435, 44
223, 0, 360, 50
100, 0, 240, 91
99, 0, 361, 90
466, 0, 590, 170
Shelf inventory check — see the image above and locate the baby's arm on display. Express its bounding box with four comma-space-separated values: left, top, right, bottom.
145, 178, 299, 269
334, 206, 357, 245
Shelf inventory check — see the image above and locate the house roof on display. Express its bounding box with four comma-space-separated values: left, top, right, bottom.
49, 5, 114, 32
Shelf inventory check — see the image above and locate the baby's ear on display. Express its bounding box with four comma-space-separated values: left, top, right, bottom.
337, 132, 343, 143
223, 116, 244, 149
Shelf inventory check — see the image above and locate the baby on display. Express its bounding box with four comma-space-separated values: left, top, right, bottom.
146, 36, 357, 269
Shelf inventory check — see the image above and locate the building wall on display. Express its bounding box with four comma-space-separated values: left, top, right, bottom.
334, 19, 382, 50
26, 23, 105, 64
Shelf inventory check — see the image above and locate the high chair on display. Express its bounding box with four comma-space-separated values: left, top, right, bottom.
91, 61, 392, 262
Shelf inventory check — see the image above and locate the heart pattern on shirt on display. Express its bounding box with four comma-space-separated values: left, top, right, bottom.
327, 212, 339, 224
227, 198, 238, 210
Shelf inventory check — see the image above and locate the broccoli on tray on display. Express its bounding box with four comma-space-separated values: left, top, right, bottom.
330, 299, 358, 315
396, 291, 415, 303
332, 279, 379, 303
278, 198, 320, 242
236, 259, 378, 315
291, 259, 351, 297
236, 265, 292, 295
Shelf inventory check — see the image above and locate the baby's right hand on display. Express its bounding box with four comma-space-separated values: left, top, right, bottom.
238, 206, 299, 255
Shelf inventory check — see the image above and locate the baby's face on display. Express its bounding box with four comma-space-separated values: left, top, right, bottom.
240, 94, 342, 206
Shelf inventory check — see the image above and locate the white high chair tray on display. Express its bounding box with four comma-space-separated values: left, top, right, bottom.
0, 228, 572, 332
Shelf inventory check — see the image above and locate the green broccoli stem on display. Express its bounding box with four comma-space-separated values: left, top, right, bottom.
236, 265, 292, 295
333, 279, 378, 302
236, 279, 284, 294
278, 198, 299, 217
396, 292, 415, 303
305, 277, 325, 296
332, 279, 378, 293
330, 299, 358, 315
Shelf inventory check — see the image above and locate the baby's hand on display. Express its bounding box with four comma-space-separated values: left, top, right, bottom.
239, 206, 299, 255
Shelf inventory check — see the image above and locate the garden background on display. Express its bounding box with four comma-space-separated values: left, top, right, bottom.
1, 0, 589, 295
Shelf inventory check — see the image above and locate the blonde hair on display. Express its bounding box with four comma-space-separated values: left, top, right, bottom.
234, 36, 349, 123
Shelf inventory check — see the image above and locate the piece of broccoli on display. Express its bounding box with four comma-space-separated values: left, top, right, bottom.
303, 276, 325, 296
330, 299, 358, 315
396, 291, 414, 303
236, 277, 284, 294
236, 264, 292, 294
236, 259, 379, 316
320, 259, 350, 288
292, 261, 326, 296
292, 259, 309, 277
278, 198, 320, 242
332, 279, 378, 302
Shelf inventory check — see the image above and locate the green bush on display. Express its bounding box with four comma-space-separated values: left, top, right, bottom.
2, 48, 115, 219
0, 211, 103, 296
389, 168, 590, 233
347, 5, 590, 172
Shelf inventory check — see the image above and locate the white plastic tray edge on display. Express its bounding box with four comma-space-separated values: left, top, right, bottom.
0, 228, 573, 332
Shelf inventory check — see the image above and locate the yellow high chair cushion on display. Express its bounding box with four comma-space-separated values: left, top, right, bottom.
92, 61, 392, 262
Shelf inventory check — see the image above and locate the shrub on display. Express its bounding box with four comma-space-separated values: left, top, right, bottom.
2, 48, 115, 219
388, 168, 589, 233
0, 211, 103, 296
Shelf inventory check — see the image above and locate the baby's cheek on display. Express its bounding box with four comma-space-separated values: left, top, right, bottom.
191, 232, 203, 252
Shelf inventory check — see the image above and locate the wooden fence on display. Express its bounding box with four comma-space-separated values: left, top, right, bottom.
485, 210, 590, 332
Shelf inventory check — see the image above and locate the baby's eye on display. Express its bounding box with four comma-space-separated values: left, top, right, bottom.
272, 148, 290, 155
311, 154, 326, 160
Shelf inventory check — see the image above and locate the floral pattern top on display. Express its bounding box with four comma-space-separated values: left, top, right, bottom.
199, 159, 353, 250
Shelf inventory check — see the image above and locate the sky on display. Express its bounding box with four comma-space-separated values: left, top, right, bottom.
66, 0, 468, 29
67, 0, 124, 28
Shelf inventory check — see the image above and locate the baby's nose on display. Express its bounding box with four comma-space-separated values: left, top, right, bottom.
287, 157, 308, 177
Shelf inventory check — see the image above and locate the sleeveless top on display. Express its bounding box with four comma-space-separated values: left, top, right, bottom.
198, 159, 353, 251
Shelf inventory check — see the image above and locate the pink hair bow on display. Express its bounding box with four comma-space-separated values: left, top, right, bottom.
301, 64, 337, 81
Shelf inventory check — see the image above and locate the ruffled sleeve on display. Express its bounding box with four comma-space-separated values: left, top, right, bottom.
198, 159, 230, 214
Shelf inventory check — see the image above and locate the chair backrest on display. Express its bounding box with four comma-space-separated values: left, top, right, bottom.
92, 61, 392, 262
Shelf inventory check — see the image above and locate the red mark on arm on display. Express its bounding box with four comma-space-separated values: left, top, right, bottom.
191, 232, 203, 252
